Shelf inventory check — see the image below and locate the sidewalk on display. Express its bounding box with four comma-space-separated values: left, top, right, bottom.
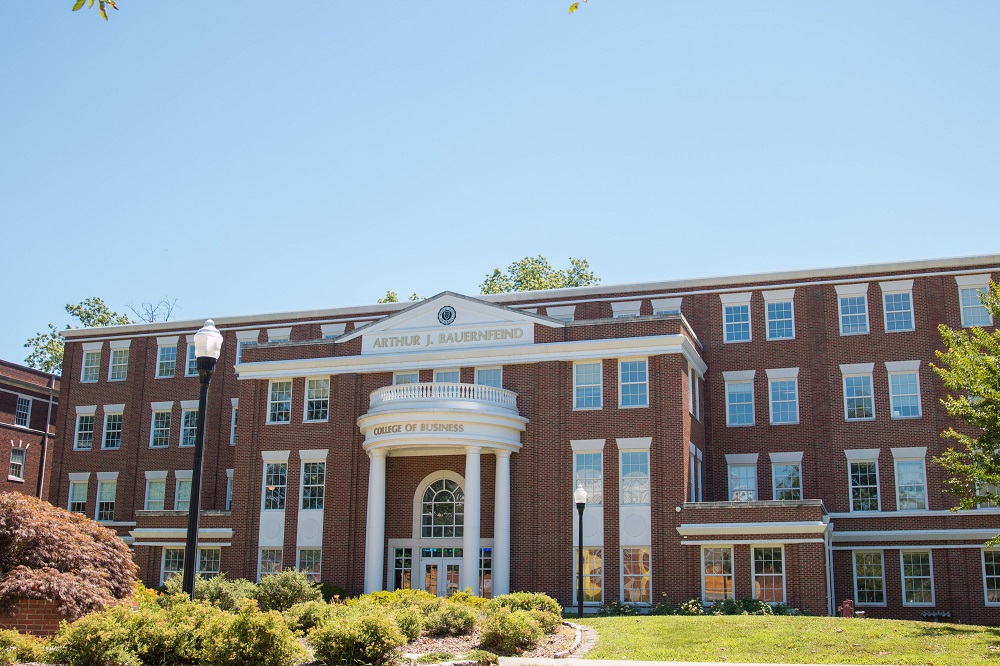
501, 660, 877, 666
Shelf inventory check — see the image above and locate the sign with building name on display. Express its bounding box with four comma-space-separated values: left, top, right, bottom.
372, 422, 465, 436
362, 324, 533, 355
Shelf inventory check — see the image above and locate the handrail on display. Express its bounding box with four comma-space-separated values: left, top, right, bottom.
369, 382, 518, 411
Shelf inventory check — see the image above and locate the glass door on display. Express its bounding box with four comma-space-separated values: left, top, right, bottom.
420, 547, 464, 596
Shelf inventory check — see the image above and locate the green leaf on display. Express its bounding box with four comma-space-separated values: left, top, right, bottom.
88, 0, 94, 7
569, 2, 579, 13
99, 2, 108, 20
72, 0, 86, 11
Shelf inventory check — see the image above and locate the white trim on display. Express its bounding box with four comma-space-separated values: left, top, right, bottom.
266, 379, 293, 424
725, 453, 759, 465
75, 405, 97, 416
150, 401, 173, 410
762, 289, 795, 301
303, 376, 331, 423
572, 361, 603, 411
899, 550, 935, 607
321, 323, 347, 338
678, 521, 826, 536
180, 399, 199, 410
96, 471, 119, 481
831, 529, 1000, 543
879, 279, 914, 292
684, 538, 824, 546
144, 470, 168, 480
719, 292, 752, 305
891, 446, 927, 459
226, 468, 234, 479
611, 301, 642, 318
885, 360, 921, 372
617, 357, 649, 409
81, 341, 103, 351
956, 273, 992, 287
109, 339, 131, 350
829, 508, 1000, 518
844, 448, 881, 461
852, 549, 886, 607
835, 282, 869, 296
174, 470, 193, 480
650, 297, 682, 314
769, 451, 803, 464
267, 327, 292, 342
68, 472, 90, 481
261, 450, 291, 462
156, 336, 179, 347
103, 403, 125, 413
982, 549, 1000, 607
299, 448, 329, 461
616, 437, 652, 451
722, 370, 756, 381
571, 439, 606, 452
752, 544, 787, 603
764, 367, 799, 380
840, 363, 875, 375
546, 305, 576, 322
231, 397, 239, 407
236, 329, 260, 342
129, 527, 234, 541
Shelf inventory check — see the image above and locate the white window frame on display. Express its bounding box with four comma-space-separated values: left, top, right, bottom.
8, 448, 26, 481
303, 377, 330, 423
300, 458, 326, 510
262, 461, 288, 511
161, 547, 219, 584
573, 361, 603, 410
720, 292, 752, 343
892, 447, 928, 512
688, 365, 694, 415
143, 472, 167, 511
155, 336, 179, 378
174, 472, 193, 511
180, 402, 198, 447
102, 406, 124, 450
161, 547, 185, 584
235, 330, 260, 364
701, 545, 735, 602
723, 370, 755, 427
726, 453, 759, 502
836, 282, 870, 336
752, 545, 786, 603
475, 367, 503, 388
651, 297, 682, 315
225, 469, 234, 511
983, 549, 1000, 606
298, 548, 322, 583
433, 369, 461, 383
770, 451, 803, 501
546, 305, 576, 322
258, 548, 284, 581
886, 360, 922, 419
765, 368, 800, 425
689, 444, 704, 502
611, 301, 641, 318
14, 396, 31, 428
956, 274, 994, 328
573, 547, 604, 605
267, 327, 292, 344
68, 476, 89, 514
618, 358, 648, 408
695, 375, 701, 421
108, 341, 130, 382
149, 401, 172, 448
762, 289, 795, 341
320, 323, 346, 340
185, 337, 198, 376
572, 441, 604, 506
900, 550, 934, 607
618, 439, 651, 506
80, 343, 102, 383
393, 371, 419, 385
880, 280, 915, 333
267, 380, 293, 424
620, 546, 651, 604
74, 406, 96, 451
846, 449, 881, 512
230, 398, 238, 446
95, 477, 117, 522
853, 549, 886, 606
841, 363, 875, 421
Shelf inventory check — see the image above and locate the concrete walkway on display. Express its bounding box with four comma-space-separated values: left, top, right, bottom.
501, 660, 878, 666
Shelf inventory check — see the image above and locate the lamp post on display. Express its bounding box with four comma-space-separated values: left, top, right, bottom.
182, 320, 223, 600
574, 484, 588, 619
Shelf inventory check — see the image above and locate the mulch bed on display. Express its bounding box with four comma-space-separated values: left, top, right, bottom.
403, 624, 577, 661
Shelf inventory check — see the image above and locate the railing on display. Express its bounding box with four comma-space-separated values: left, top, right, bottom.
369, 382, 518, 411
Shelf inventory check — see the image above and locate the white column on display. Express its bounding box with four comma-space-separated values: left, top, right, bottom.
462, 446, 482, 593
364, 449, 387, 593
493, 449, 511, 596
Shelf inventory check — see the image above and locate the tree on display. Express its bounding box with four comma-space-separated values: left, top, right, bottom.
71, 0, 117, 21
127, 297, 178, 324
24, 297, 133, 374
376, 291, 424, 304
931, 281, 1000, 538
479, 255, 600, 295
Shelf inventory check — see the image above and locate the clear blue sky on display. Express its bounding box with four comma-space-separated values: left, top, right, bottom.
2, 2, 998, 366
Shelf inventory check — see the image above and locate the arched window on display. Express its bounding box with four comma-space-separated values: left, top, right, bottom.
421, 479, 464, 538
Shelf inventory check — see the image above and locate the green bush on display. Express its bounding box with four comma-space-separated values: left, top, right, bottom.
478, 607, 541, 655
317, 582, 349, 602
0, 629, 46, 666
738, 598, 773, 615
425, 602, 478, 637
467, 649, 500, 666
648, 594, 675, 616
255, 569, 323, 612
50, 605, 143, 666
391, 604, 424, 642
485, 592, 561, 617
201, 600, 308, 666
416, 651, 454, 663
449, 589, 488, 609
526, 609, 561, 634
676, 599, 705, 616
771, 602, 795, 616
283, 600, 341, 634
596, 599, 641, 616
309, 605, 406, 666
709, 599, 746, 615
162, 573, 258, 612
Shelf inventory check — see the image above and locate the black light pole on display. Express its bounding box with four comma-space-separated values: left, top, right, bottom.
182, 320, 223, 600
574, 484, 588, 619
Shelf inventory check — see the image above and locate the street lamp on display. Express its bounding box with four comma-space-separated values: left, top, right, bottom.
574, 484, 588, 619
182, 320, 223, 600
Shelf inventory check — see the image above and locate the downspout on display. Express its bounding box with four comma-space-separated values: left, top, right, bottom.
36, 374, 57, 499
824, 525, 835, 616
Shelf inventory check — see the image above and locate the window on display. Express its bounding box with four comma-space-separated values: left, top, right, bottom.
753, 547, 785, 602
304, 378, 330, 422
728, 464, 757, 502
298, 549, 321, 583
575, 548, 603, 604
893, 450, 928, 511
978, 482, 999, 509
230, 400, 238, 446
150, 410, 171, 448
185, 344, 197, 376
574, 362, 602, 410
547, 305, 576, 322
162, 548, 184, 583
651, 297, 682, 315
144, 479, 165, 511
102, 412, 123, 450
689, 445, 703, 502
480, 547, 493, 598
393, 547, 413, 590
268, 381, 292, 423
267, 327, 291, 344
199, 548, 221, 578
771, 454, 802, 501
433, 370, 460, 383
175, 478, 192, 511
236, 331, 260, 364
259, 549, 283, 579
724, 371, 755, 426
160, 547, 219, 583
841, 364, 875, 420
421, 479, 464, 538
957, 275, 993, 328
109, 348, 129, 381
574, 452, 603, 504
14, 397, 31, 428
723, 304, 751, 342
69, 481, 87, 514
302, 461, 325, 510
226, 471, 233, 511
853, 550, 885, 605
75, 413, 95, 450
475, 368, 502, 388
8, 448, 25, 481
703, 547, 734, 601
847, 451, 881, 511
888, 368, 921, 418
836, 283, 870, 335
621, 547, 651, 603
96, 480, 116, 522
263, 462, 287, 510
321, 323, 345, 340
766, 369, 799, 425
763, 289, 795, 340
881, 279, 915, 332
394, 372, 419, 385
156, 345, 177, 378
620, 450, 650, 504
619, 359, 648, 407
983, 551, 1000, 605
180, 409, 197, 447
901, 551, 933, 605
81, 349, 101, 382
612, 301, 641, 318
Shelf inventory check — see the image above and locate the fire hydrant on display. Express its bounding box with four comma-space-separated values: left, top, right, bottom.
837, 599, 855, 618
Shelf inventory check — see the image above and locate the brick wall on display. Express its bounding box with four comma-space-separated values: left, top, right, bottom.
0, 598, 68, 637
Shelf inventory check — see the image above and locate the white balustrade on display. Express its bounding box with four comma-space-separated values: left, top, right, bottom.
369, 382, 518, 411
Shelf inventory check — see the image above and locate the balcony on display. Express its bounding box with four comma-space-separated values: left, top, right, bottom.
368, 382, 518, 415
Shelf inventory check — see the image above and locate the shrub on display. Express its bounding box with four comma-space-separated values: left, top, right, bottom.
317, 582, 349, 602
467, 649, 500, 666
710, 599, 746, 615
426, 602, 478, 637
0, 629, 46, 666
309, 605, 406, 666
526, 609, 561, 634
449, 589, 488, 609
485, 592, 561, 617
386, 589, 442, 616
391, 605, 424, 642
596, 599, 641, 616
478, 607, 541, 655
738, 598, 773, 615
416, 651, 454, 663
0, 493, 138, 620
49, 604, 143, 666
676, 599, 705, 616
648, 594, 675, 616
201, 600, 308, 666
284, 600, 341, 634
162, 573, 258, 612
771, 602, 795, 616
255, 569, 323, 612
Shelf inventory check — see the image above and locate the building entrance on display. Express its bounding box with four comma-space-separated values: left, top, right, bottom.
420, 547, 463, 596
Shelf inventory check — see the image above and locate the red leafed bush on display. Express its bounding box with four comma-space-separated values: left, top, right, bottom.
0, 492, 137, 619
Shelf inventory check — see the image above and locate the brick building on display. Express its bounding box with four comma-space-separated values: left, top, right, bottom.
49, 254, 1000, 622
1, 360, 58, 499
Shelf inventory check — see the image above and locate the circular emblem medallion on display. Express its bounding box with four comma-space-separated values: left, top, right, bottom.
437, 306, 457, 326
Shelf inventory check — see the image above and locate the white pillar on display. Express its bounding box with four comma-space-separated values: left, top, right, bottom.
493, 449, 511, 596
462, 446, 481, 593
364, 449, 387, 593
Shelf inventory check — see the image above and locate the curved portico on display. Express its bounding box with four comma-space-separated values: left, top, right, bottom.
357, 382, 526, 595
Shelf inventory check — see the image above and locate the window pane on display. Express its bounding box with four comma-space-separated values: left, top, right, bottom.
961, 288, 993, 327
575, 363, 602, 409
622, 547, 651, 603
574, 452, 603, 504
845, 376, 874, 420
902, 551, 933, 604
840, 296, 869, 334
620, 451, 650, 504
305, 379, 330, 421
884, 292, 914, 331
264, 463, 287, 510
725, 304, 751, 342
769, 380, 799, 424
157, 346, 177, 377
895, 459, 927, 510
703, 547, 734, 601
850, 462, 880, 511
475, 369, 502, 388
854, 551, 885, 604
766, 301, 794, 339
889, 373, 920, 418
754, 547, 785, 602
773, 464, 802, 500
620, 360, 648, 407
729, 464, 757, 501
726, 382, 754, 426
269, 382, 292, 423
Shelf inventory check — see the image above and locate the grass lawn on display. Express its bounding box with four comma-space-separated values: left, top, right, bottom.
578, 615, 1000, 665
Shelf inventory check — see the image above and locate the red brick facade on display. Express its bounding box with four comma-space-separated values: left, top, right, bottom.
0, 598, 68, 637
0, 361, 58, 499
46, 255, 1000, 623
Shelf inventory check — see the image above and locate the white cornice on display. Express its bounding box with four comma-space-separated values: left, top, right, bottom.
128, 527, 234, 541
676, 521, 829, 536
831, 528, 999, 543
